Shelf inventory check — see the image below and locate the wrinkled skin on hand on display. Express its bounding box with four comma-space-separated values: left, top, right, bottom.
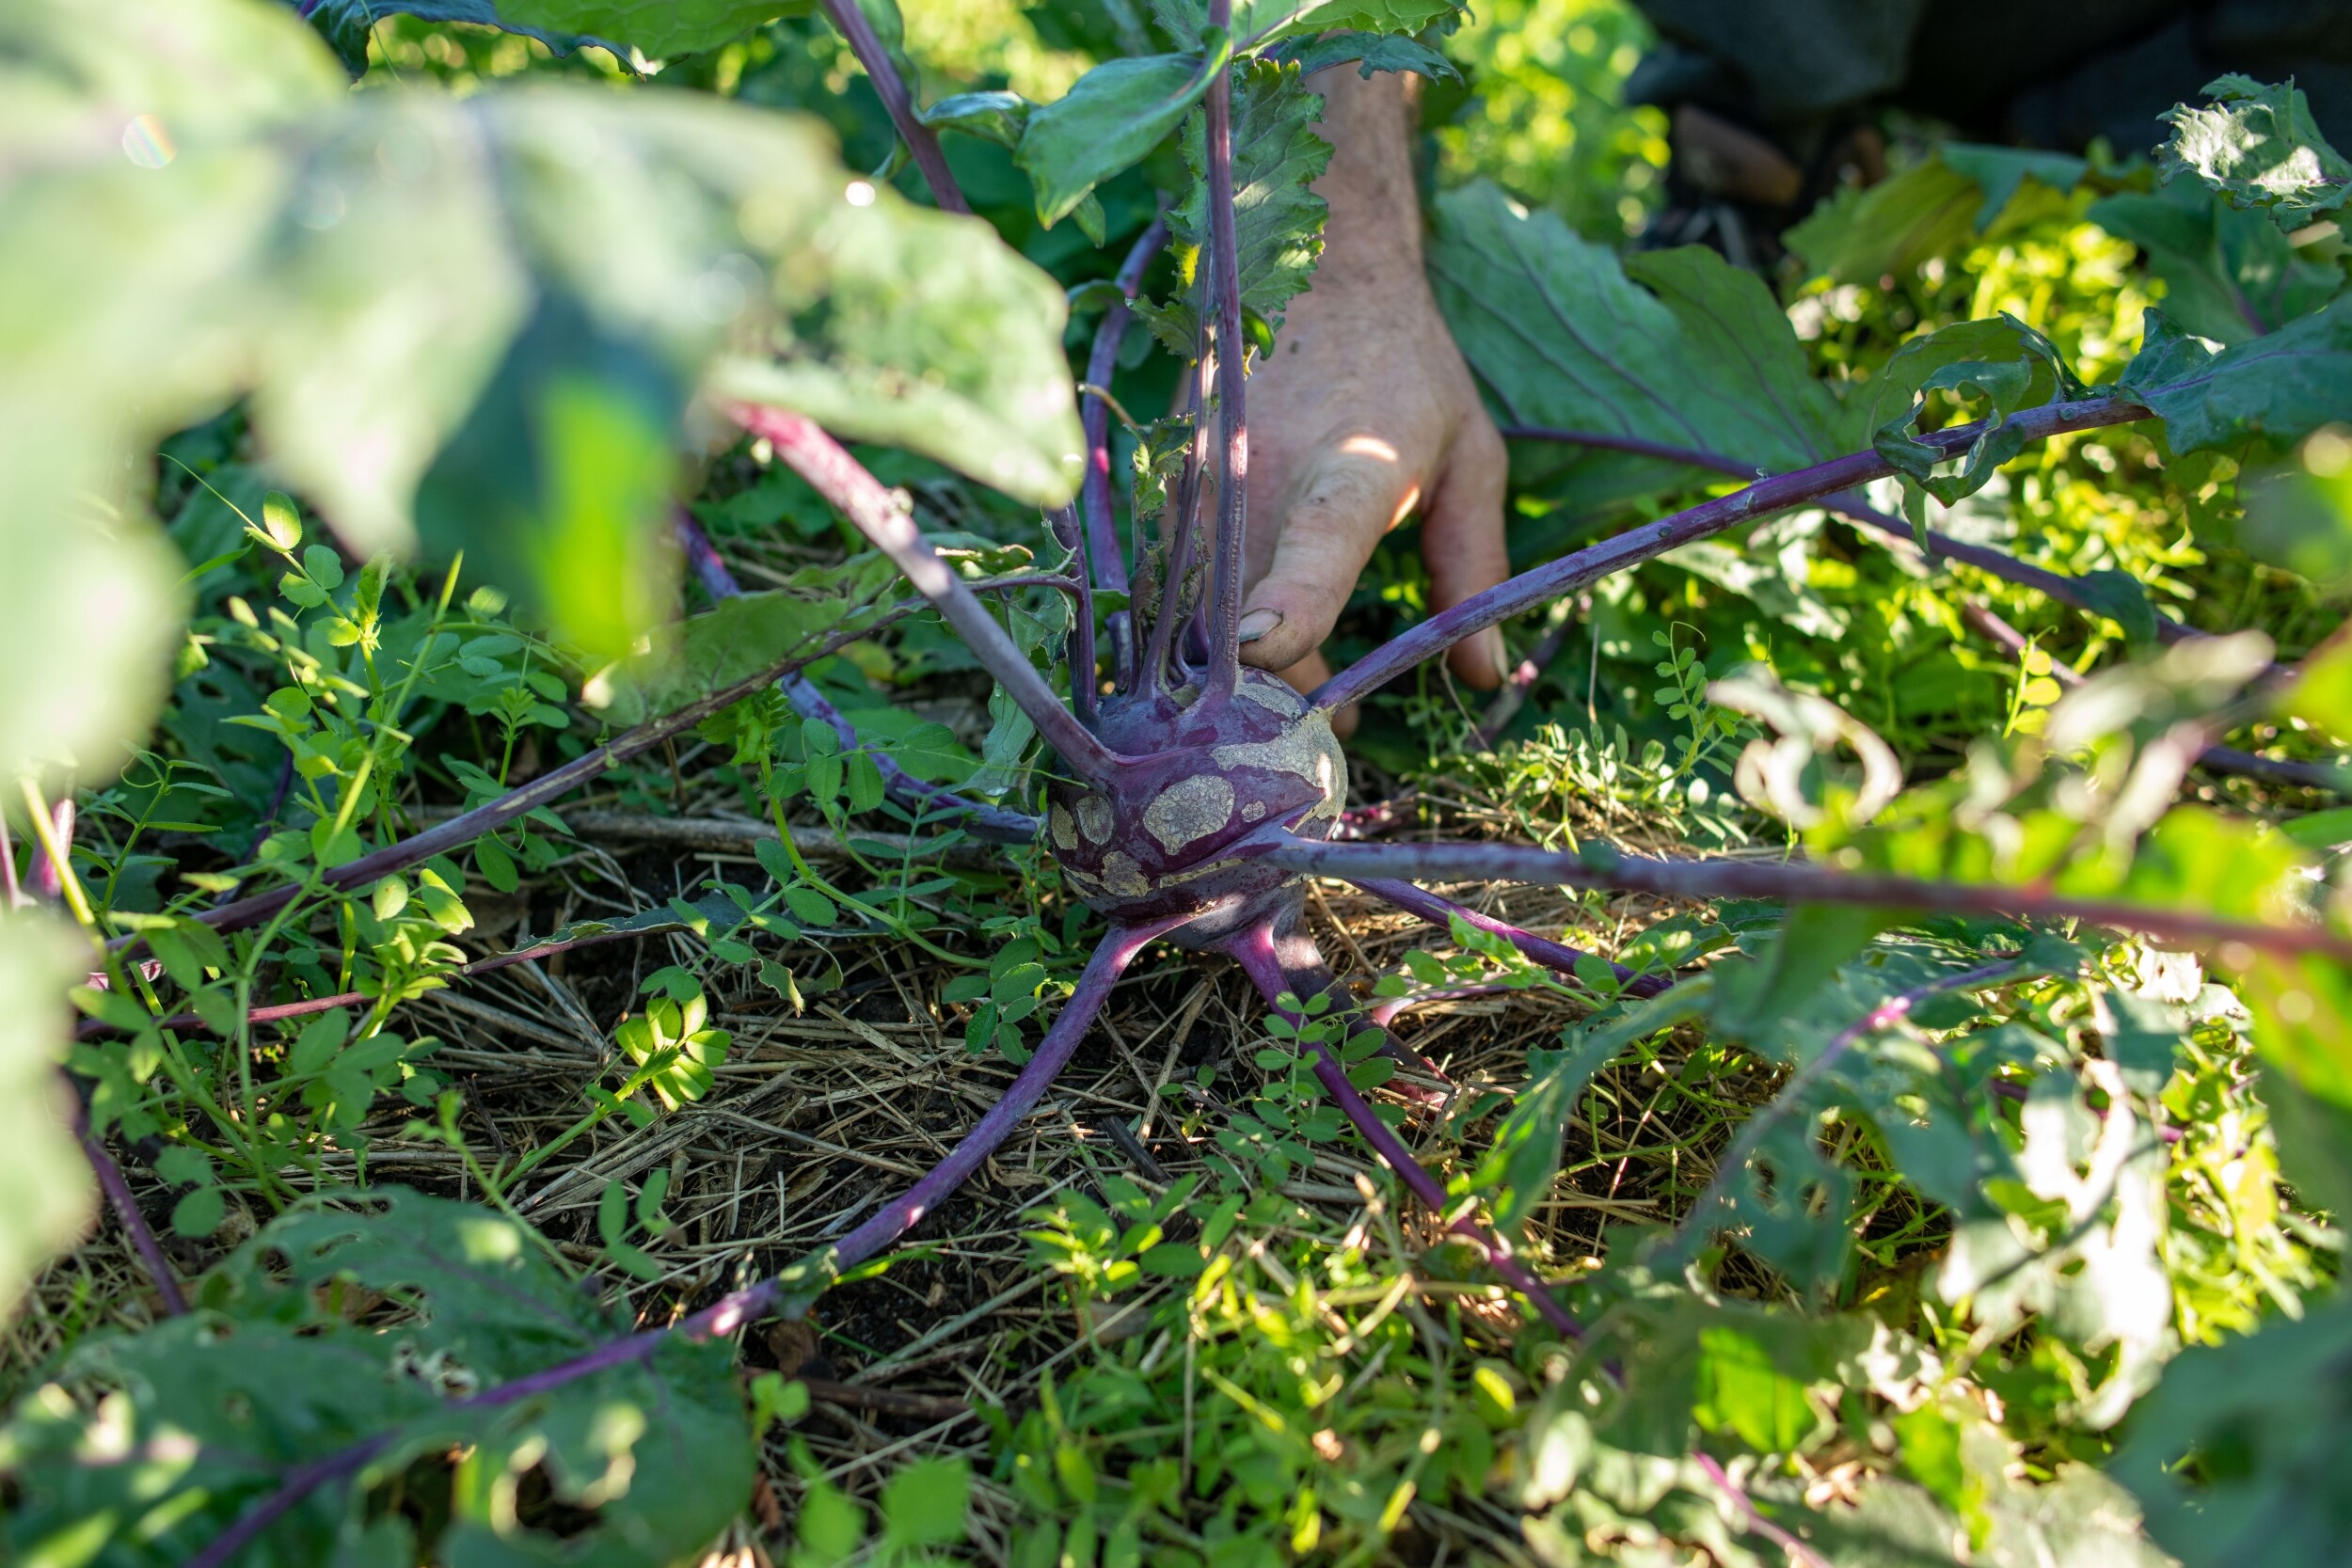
1236, 67, 1511, 722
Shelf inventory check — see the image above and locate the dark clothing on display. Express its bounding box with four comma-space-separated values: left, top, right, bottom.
1629, 0, 2352, 159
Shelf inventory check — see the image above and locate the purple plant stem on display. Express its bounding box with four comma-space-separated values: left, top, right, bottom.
1667, 960, 2018, 1265
1501, 422, 2200, 645
1263, 832, 2352, 961
1146, 358, 1213, 689
822, 914, 1184, 1266
1046, 502, 1102, 725
71, 1093, 186, 1316
145, 609, 904, 951
1963, 601, 2340, 793
818, 0, 970, 215
1320, 398, 2153, 711
1083, 215, 1169, 598
183, 916, 1184, 1568
1836, 493, 2194, 644
673, 511, 1041, 841
1225, 923, 1581, 1338
735, 404, 1136, 788
1200, 5, 1250, 699
1352, 878, 1671, 998
30, 794, 72, 902
1692, 1453, 1833, 1568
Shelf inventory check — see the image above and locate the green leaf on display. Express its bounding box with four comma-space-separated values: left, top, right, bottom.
259, 490, 304, 551
2112, 1291, 2352, 1566
919, 89, 1032, 150
299, 0, 811, 72
1473, 983, 1705, 1229
1692, 1325, 1818, 1453
879, 1457, 970, 1547
616, 1001, 730, 1111
709, 187, 1086, 507
0, 1188, 755, 1565
1270, 0, 1460, 39
170, 1184, 226, 1239
1429, 183, 1841, 476
585, 590, 839, 728
1812, 1448, 2172, 1567
1942, 143, 2088, 230
1015, 48, 1232, 230
2090, 183, 2344, 345
2280, 635, 2352, 741
473, 834, 519, 894
1170, 59, 1335, 334
2072, 567, 2160, 644
1709, 904, 1892, 1044
2159, 73, 2352, 221
6, 0, 1085, 760
2122, 303, 2352, 458
414, 293, 683, 665
1785, 155, 1979, 286
1279, 30, 1459, 82
1856, 315, 2080, 504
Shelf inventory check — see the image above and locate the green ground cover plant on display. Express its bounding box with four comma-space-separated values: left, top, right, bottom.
4, 2, 2352, 1564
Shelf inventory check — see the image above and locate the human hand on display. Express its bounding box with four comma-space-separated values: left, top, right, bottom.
1233, 69, 1511, 711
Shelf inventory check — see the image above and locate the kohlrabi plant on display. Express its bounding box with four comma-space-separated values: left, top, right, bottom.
8, 1, 2352, 1562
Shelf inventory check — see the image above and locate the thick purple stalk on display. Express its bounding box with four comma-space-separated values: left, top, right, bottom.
1667, 960, 2017, 1265
674, 512, 1041, 841
1046, 503, 1102, 725
151, 610, 904, 950
1501, 422, 2200, 646
1146, 358, 1213, 689
1200, 9, 1250, 698
818, 0, 970, 215
823, 915, 1182, 1268
1265, 832, 2352, 961
1320, 399, 2153, 711
1352, 878, 1670, 997
72, 1093, 186, 1317
1083, 216, 1170, 598
734, 405, 1137, 787
1225, 923, 1580, 1337
184, 915, 1184, 1568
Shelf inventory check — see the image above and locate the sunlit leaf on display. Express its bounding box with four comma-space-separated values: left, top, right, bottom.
2160, 73, 2352, 221
1015, 48, 1231, 230
1170, 58, 1334, 334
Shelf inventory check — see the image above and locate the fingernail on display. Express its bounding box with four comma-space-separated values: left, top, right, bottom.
1238, 608, 1282, 644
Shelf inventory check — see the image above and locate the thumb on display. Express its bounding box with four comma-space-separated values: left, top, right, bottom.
1420, 418, 1512, 689
1236, 451, 1400, 676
